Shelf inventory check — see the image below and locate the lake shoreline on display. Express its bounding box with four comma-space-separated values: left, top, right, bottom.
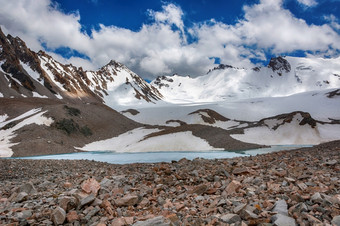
0, 140, 339, 225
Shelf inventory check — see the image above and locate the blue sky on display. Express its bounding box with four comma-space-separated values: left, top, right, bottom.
0, 0, 340, 79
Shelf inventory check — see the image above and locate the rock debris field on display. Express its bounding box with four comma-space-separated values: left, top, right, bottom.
0, 141, 340, 226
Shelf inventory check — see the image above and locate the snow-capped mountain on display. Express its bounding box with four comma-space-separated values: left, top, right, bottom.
0, 27, 162, 106
152, 56, 340, 103
1, 27, 340, 158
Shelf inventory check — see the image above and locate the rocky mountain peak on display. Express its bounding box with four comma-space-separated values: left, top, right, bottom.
207, 64, 234, 74
267, 56, 291, 73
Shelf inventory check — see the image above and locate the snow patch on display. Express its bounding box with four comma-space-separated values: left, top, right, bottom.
32, 92, 48, 98
0, 114, 8, 123
80, 127, 221, 152
20, 61, 43, 85
0, 109, 53, 157
0, 92, 3, 97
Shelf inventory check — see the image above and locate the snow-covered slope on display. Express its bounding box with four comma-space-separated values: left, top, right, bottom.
152, 56, 340, 103
121, 89, 340, 145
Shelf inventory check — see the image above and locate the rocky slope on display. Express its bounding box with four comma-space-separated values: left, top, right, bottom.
0, 141, 339, 225
0, 98, 141, 157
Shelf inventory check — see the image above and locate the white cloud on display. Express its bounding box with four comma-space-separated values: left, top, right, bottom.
0, 0, 339, 79
296, 0, 318, 7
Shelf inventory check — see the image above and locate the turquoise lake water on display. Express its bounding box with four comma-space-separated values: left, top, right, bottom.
10, 145, 309, 164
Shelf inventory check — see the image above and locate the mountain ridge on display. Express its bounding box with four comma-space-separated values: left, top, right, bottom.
0, 27, 163, 107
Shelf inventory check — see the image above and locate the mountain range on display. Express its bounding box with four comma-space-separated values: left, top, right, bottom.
0, 27, 339, 157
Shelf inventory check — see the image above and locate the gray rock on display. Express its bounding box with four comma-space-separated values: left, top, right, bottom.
332, 216, 340, 226
325, 160, 337, 166
79, 194, 96, 208
85, 206, 100, 221
272, 199, 288, 216
311, 192, 323, 203
241, 209, 259, 220
100, 178, 112, 188
17, 210, 32, 219
271, 213, 296, 226
52, 207, 66, 225
220, 214, 242, 224
14, 192, 28, 202
18, 182, 37, 195
233, 203, 247, 214
133, 216, 171, 226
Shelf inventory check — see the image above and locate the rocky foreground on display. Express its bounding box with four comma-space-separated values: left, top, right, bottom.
0, 142, 340, 226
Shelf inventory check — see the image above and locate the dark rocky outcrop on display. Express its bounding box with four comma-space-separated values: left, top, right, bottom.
268, 56, 291, 74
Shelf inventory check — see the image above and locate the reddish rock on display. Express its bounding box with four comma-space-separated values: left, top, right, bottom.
188, 184, 208, 195
115, 194, 139, 207
226, 180, 241, 195
232, 167, 251, 175
111, 218, 127, 226
66, 211, 79, 223
63, 182, 72, 188
81, 178, 101, 195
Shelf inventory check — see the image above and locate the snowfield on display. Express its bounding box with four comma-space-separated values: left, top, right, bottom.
120, 89, 340, 146
231, 114, 340, 145
79, 127, 222, 152
0, 109, 53, 157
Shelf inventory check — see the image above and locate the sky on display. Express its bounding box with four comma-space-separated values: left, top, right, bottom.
0, 0, 340, 80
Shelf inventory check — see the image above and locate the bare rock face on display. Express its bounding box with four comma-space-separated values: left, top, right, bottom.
268, 56, 291, 74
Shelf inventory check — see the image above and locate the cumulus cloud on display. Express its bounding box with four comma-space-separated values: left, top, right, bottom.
0, 0, 339, 79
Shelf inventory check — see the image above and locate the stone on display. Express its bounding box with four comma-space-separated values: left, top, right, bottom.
111, 218, 128, 226
79, 194, 96, 208
188, 184, 208, 195
271, 214, 296, 226
59, 196, 77, 211
302, 213, 323, 225
133, 216, 171, 226
115, 194, 139, 207
325, 160, 337, 166
18, 182, 37, 195
232, 167, 250, 175
85, 206, 100, 221
225, 180, 241, 195
81, 178, 101, 195
14, 192, 28, 202
52, 207, 66, 225
311, 192, 323, 203
100, 178, 113, 188
297, 183, 307, 191
272, 200, 288, 216
233, 203, 247, 214
289, 202, 307, 215
332, 215, 340, 226
16, 210, 32, 219
101, 199, 114, 215
220, 214, 242, 224
63, 182, 72, 188
66, 211, 79, 223
241, 209, 259, 220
